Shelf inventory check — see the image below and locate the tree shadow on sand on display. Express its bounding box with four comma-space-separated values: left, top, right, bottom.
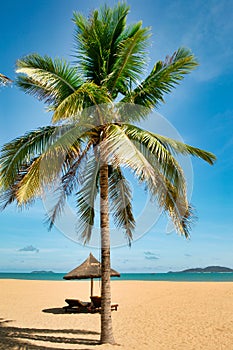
42, 307, 92, 314
0, 318, 100, 350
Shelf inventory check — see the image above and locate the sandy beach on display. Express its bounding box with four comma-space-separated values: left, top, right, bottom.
0, 280, 233, 350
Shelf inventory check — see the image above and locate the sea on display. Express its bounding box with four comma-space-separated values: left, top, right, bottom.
0, 272, 233, 282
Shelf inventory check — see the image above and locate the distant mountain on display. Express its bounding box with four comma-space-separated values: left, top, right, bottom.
169, 266, 233, 273
30, 270, 55, 274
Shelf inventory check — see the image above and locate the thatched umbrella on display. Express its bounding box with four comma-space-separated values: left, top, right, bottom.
63, 253, 120, 297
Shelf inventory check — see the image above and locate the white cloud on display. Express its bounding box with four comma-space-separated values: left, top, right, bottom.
144, 251, 160, 260
18, 245, 39, 253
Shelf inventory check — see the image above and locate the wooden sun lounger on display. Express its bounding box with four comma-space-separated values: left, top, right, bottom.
63, 298, 91, 312
90, 296, 118, 312
63, 297, 118, 313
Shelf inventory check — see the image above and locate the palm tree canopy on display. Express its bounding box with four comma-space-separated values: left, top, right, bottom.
0, 3, 216, 244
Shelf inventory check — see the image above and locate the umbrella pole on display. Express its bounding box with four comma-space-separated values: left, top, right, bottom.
90, 278, 93, 298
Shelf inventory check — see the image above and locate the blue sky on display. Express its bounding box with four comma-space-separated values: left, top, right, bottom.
0, 0, 233, 272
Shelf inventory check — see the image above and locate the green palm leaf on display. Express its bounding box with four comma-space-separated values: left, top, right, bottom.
76, 152, 100, 244
46, 139, 95, 230
0, 162, 32, 209
105, 24, 150, 96
120, 124, 216, 185
0, 123, 86, 190
120, 123, 186, 189
52, 82, 112, 123
15, 156, 44, 204
0, 73, 12, 86
159, 178, 193, 238
16, 54, 82, 108
0, 126, 57, 189
73, 3, 130, 84
103, 123, 183, 192
0, 122, 92, 205
103, 123, 191, 236
148, 132, 216, 164
118, 124, 194, 236
15, 145, 74, 205
121, 47, 198, 111
108, 165, 135, 245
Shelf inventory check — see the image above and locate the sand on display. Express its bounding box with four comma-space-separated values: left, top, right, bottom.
0, 279, 233, 350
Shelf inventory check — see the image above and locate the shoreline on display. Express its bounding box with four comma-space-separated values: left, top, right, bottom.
1, 271, 233, 283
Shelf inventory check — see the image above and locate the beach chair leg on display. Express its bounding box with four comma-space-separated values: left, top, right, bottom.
111, 304, 118, 311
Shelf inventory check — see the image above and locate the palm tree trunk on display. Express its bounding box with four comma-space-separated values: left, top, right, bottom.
99, 162, 115, 345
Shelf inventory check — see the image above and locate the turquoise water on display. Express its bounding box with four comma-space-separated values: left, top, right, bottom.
0, 272, 233, 282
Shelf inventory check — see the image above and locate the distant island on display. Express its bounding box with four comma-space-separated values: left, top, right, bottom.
30, 271, 55, 274
169, 266, 233, 273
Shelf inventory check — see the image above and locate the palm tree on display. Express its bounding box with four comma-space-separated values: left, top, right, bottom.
0, 3, 216, 345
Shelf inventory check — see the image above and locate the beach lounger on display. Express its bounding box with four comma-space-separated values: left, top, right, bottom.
63, 298, 91, 312
90, 296, 118, 312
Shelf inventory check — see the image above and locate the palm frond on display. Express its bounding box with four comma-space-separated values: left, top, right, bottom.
0, 126, 57, 189
120, 123, 187, 190
15, 156, 44, 204
16, 54, 82, 108
159, 178, 194, 238
0, 122, 87, 190
16, 127, 94, 206
149, 132, 216, 165
105, 24, 150, 96
105, 123, 215, 236
76, 152, 100, 244
0, 122, 96, 206
121, 47, 198, 112
0, 162, 31, 210
0, 73, 12, 86
114, 102, 150, 123
15, 150, 64, 205
103, 124, 192, 237
52, 82, 112, 123
15, 139, 81, 206
45, 187, 67, 231
45, 139, 94, 230
108, 165, 135, 245
103, 124, 173, 189
73, 3, 130, 84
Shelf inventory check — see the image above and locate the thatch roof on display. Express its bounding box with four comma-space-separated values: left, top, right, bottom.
63, 253, 120, 280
